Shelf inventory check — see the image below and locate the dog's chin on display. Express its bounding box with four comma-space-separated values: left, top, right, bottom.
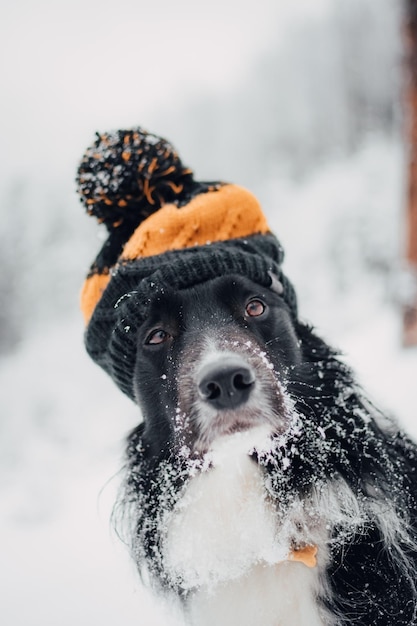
194, 408, 284, 454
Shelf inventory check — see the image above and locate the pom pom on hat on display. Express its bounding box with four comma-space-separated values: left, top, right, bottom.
76, 127, 199, 231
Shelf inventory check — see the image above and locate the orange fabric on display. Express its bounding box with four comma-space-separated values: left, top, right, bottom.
81, 184, 270, 325
80, 272, 111, 324
288, 545, 318, 568
121, 184, 270, 261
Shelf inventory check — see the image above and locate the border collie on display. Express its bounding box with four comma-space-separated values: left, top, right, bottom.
114, 272, 417, 625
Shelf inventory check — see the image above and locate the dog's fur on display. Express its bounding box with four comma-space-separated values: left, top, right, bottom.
116, 274, 417, 625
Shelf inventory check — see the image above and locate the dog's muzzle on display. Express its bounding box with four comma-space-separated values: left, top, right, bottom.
197, 356, 256, 410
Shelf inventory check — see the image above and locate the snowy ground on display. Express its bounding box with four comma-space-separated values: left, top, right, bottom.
1, 138, 416, 625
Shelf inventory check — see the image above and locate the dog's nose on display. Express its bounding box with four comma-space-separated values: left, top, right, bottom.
197, 357, 255, 410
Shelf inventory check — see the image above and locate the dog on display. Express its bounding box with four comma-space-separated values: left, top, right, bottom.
77, 127, 417, 626
115, 272, 417, 626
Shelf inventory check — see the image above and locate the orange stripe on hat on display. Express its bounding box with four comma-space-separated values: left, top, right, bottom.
80, 184, 270, 325
121, 184, 270, 261
81, 272, 111, 324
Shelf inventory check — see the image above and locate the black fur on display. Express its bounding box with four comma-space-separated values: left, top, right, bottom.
117, 274, 417, 625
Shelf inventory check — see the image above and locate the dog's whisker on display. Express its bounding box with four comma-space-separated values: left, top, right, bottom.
265, 336, 280, 346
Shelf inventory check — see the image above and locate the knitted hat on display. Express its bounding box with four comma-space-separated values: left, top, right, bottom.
77, 127, 297, 400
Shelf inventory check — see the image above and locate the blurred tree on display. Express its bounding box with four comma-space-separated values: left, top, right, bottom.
0, 180, 27, 353
404, 0, 417, 346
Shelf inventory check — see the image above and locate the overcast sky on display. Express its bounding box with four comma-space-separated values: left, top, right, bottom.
0, 0, 331, 183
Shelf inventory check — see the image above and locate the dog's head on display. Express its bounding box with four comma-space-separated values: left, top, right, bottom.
77, 127, 298, 405
133, 274, 301, 454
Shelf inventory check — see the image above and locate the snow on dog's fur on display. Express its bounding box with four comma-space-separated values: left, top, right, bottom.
115, 274, 417, 626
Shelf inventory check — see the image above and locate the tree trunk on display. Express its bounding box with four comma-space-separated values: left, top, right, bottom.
403, 0, 417, 346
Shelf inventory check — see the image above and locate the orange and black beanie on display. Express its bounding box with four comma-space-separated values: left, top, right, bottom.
77, 127, 297, 400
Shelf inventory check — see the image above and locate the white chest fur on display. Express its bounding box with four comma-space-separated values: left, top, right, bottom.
188, 562, 326, 626
163, 429, 330, 626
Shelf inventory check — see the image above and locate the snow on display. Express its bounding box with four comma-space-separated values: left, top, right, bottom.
164, 429, 286, 588
0, 320, 184, 626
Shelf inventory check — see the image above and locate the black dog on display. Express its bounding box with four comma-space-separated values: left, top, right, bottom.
77, 127, 417, 626
117, 273, 417, 626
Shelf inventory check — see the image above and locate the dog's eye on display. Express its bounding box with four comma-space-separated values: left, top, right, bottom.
145, 329, 170, 345
245, 299, 266, 317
